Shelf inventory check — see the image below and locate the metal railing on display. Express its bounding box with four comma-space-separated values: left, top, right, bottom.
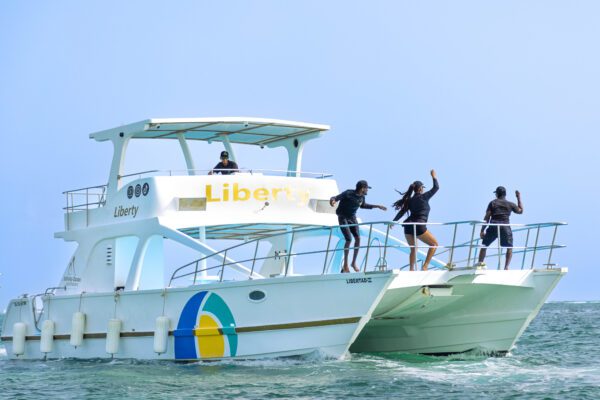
63, 184, 108, 212
63, 184, 108, 229
168, 220, 566, 286
118, 168, 333, 182
61, 168, 332, 220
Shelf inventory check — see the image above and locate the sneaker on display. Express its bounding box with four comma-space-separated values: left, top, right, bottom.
474, 262, 486, 269
445, 263, 456, 270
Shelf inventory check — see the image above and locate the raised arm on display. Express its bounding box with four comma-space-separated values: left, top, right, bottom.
513, 190, 524, 214
423, 169, 439, 200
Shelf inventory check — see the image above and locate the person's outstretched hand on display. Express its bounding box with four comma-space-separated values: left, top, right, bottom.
431, 169, 437, 179
515, 190, 521, 198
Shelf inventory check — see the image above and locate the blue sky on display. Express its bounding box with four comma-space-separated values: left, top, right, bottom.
1, 1, 598, 306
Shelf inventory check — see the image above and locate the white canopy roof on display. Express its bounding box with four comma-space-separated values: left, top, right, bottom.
90, 117, 330, 147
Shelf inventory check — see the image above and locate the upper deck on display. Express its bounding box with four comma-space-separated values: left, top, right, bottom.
59, 172, 341, 235
90, 117, 330, 201
58, 117, 339, 235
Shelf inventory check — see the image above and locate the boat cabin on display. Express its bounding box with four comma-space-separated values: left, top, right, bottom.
55, 118, 348, 295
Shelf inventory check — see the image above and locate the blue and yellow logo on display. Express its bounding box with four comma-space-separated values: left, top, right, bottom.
174, 291, 238, 359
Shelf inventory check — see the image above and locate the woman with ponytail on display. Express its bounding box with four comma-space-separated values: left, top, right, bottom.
392, 169, 439, 271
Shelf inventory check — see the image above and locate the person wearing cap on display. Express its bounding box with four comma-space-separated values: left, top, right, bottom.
392, 169, 439, 271
209, 151, 239, 175
329, 180, 387, 273
477, 186, 523, 269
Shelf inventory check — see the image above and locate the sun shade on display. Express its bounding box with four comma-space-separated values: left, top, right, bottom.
90, 117, 329, 147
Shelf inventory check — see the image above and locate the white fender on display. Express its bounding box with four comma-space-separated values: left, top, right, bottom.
70, 312, 86, 347
40, 320, 55, 354
106, 319, 121, 355
153, 316, 170, 354
12, 322, 27, 356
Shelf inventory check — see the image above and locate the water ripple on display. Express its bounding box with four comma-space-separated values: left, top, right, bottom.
1, 303, 599, 399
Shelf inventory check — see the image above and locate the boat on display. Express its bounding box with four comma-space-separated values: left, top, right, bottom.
0, 117, 566, 360
348, 221, 567, 355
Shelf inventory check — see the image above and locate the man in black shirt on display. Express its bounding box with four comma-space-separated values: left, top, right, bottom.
477, 186, 523, 269
330, 180, 387, 273
209, 151, 239, 175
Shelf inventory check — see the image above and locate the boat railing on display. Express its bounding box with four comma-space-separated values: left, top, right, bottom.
62, 184, 108, 229
62, 168, 332, 212
168, 220, 566, 286
118, 168, 333, 182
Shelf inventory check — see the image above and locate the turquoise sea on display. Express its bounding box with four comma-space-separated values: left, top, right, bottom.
1, 302, 599, 399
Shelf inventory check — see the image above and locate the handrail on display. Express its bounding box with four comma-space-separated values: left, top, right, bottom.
62, 168, 334, 217
168, 220, 567, 286
118, 168, 334, 180
62, 183, 108, 195
63, 185, 108, 229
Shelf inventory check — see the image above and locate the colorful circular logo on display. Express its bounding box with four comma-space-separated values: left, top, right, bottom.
142, 182, 150, 196
174, 291, 238, 360
135, 184, 142, 197
127, 186, 133, 199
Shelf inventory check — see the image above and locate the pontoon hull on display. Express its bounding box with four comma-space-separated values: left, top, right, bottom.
350, 268, 566, 355
1, 272, 393, 360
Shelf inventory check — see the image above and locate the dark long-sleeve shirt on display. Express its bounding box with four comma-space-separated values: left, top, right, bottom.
393, 178, 439, 222
331, 189, 375, 217
212, 160, 239, 175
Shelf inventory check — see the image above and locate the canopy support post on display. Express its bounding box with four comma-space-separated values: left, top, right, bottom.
177, 133, 196, 175
221, 135, 237, 162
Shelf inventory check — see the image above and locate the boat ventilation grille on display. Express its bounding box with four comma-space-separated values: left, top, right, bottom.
106, 246, 113, 266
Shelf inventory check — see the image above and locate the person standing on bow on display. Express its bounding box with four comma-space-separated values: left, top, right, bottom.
477, 186, 523, 269
330, 180, 387, 273
209, 151, 239, 175
392, 169, 439, 271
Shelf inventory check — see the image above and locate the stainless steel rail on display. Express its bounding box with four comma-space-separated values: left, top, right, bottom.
168, 220, 566, 286
118, 168, 333, 181
62, 184, 108, 229
61, 168, 333, 226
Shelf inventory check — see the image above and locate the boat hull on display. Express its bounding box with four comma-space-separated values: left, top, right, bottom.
1, 272, 394, 360
350, 268, 566, 355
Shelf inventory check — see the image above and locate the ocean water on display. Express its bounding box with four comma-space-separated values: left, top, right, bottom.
1, 302, 599, 399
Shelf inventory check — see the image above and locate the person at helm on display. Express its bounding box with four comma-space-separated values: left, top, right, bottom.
209, 151, 239, 175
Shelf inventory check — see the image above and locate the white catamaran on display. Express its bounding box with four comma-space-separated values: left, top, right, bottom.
1, 118, 566, 360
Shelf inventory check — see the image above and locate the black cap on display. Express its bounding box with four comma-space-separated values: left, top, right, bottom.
494, 186, 506, 196
220, 151, 229, 159
356, 180, 371, 190
413, 180, 425, 189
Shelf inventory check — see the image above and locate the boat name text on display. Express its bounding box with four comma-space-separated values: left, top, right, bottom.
63, 276, 82, 285
11, 300, 27, 307
205, 183, 310, 206
345, 277, 372, 284
114, 205, 139, 218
